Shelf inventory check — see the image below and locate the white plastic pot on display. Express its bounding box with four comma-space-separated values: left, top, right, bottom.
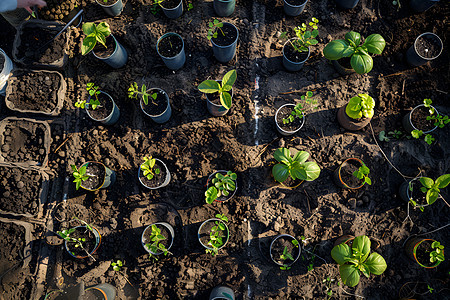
0, 49, 13, 96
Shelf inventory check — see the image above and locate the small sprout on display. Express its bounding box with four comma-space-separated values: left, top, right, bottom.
187, 2, 193, 11
71, 164, 90, 190
141, 156, 161, 181
280, 18, 319, 53
352, 163, 372, 186
128, 82, 158, 106
207, 19, 224, 40
205, 214, 228, 256
282, 91, 318, 125
111, 260, 123, 272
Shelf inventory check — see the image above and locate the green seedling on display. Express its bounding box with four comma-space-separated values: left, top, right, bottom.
205, 171, 237, 204
282, 91, 318, 124
81, 22, 111, 56
272, 148, 321, 183
128, 82, 158, 106
280, 17, 319, 53
280, 240, 299, 270
353, 163, 372, 186
76, 83, 102, 110
141, 156, 160, 181
198, 69, 237, 110
111, 260, 123, 271
205, 214, 229, 256
430, 241, 444, 264
323, 277, 339, 299
415, 174, 450, 205
379, 130, 409, 142
207, 19, 224, 40
427, 284, 434, 294
71, 164, 90, 190
345, 94, 375, 120
411, 99, 449, 145
57, 218, 96, 260
146, 224, 171, 261
187, 2, 193, 11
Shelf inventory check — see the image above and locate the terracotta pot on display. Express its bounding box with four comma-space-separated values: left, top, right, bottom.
337, 105, 371, 131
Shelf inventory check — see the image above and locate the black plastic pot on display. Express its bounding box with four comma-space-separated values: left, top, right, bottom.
211, 22, 239, 63
398, 178, 430, 209
96, 0, 123, 17
138, 158, 171, 189
64, 225, 101, 259
86, 91, 120, 125
275, 104, 305, 136
214, 0, 235, 17
206, 170, 238, 202
156, 32, 186, 70
210, 286, 235, 300
198, 218, 230, 251
404, 237, 443, 268
139, 88, 172, 123
282, 41, 310, 72
409, 0, 440, 12
80, 161, 116, 191
406, 32, 443, 67
334, 0, 360, 9
93, 34, 128, 69
333, 158, 365, 190
161, 0, 183, 19
283, 0, 308, 16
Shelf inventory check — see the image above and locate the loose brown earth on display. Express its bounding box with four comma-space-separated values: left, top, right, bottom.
0, 0, 449, 299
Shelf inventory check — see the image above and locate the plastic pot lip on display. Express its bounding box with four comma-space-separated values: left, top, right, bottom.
275, 103, 305, 134
160, 0, 182, 11
210, 22, 239, 48
142, 222, 175, 255
205, 80, 233, 108
93, 34, 119, 60
215, 0, 235, 2
408, 104, 439, 134
283, 0, 308, 8
140, 88, 170, 118
412, 238, 442, 268
156, 32, 184, 59
79, 161, 108, 191
198, 218, 230, 250
282, 40, 310, 64
413, 32, 443, 61
207, 170, 238, 202
85, 90, 116, 122
337, 157, 365, 190
84, 287, 107, 299
138, 158, 170, 189
96, 0, 121, 8
405, 177, 430, 208
269, 234, 301, 266
64, 225, 101, 259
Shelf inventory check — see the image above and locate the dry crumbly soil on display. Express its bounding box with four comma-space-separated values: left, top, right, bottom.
0, 0, 449, 299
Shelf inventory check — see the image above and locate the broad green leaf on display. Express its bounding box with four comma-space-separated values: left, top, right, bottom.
436, 174, 450, 188
350, 53, 373, 74
323, 40, 353, 60
272, 163, 290, 182
426, 189, 439, 205
331, 243, 352, 265
345, 31, 361, 47
198, 80, 221, 93
352, 236, 371, 261
419, 177, 434, 188
220, 92, 232, 110
303, 161, 321, 181
293, 151, 309, 163
364, 252, 387, 275
363, 34, 386, 55
81, 36, 96, 55
82, 22, 96, 35
96, 22, 111, 37
290, 166, 307, 181
346, 96, 363, 119
273, 148, 291, 164
339, 264, 360, 287
222, 70, 237, 88
205, 187, 218, 204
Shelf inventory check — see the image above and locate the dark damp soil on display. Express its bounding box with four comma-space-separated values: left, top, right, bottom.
415, 34, 442, 58
6, 71, 61, 113
285, 0, 307, 5
160, 0, 181, 9
38, 0, 80, 21
80, 162, 106, 190
139, 160, 168, 188
93, 35, 116, 58
65, 226, 98, 257
339, 159, 364, 188
18, 26, 66, 64
158, 34, 183, 58
86, 92, 114, 121
414, 239, 434, 267
141, 89, 168, 116
142, 223, 173, 253
206, 171, 237, 202
283, 42, 309, 63
410, 105, 435, 132
337, 57, 353, 69
408, 179, 427, 205
211, 23, 238, 47
276, 104, 304, 132
270, 236, 300, 265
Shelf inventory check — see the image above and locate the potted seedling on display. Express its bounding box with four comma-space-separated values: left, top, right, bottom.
214, 0, 235, 17
57, 218, 101, 260
399, 174, 450, 211
279, 17, 319, 71
207, 19, 239, 63
205, 170, 237, 204
96, 0, 124, 16
269, 234, 301, 270
198, 69, 237, 117
198, 214, 230, 256
272, 148, 321, 187
403, 99, 448, 145
75, 82, 120, 125
283, 0, 309, 16
331, 235, 387, 287
337, 93, 375, 131
128, 82, 172, 123
138, 156, 171, 189
334, 0, 360, 9
405, 238, 445, 268
81, 22, 128, 69
406, 32, 443, 67
151, 0, 183, 19
323, 31, 386, 75
142, 222, 174, 259
275, 91, 318, 136
334, 158, 371, 189
71, 162, 116, 191
0, 48, 13, 96
156, 32, 186, 70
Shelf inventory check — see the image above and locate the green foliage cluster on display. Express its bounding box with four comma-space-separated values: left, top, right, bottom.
279, 239, 299, 270
205, 214, 229, 256
353, 163, 372, 186
198, 70, 237, 110
71, 164, 89, 190
282, 91, 318, 125
146, 224, 171, 260
141, 156, 161, 181
280, 18, 319, 53
430, 241, 444, 264
128, 82, 158, 106
207, 19, 224, 40
205, 171, 237, 204
272, 148, 321, 183
411, 99, 449, 145
75, 83, 101, 110
82, 22, 111, 56
345, 94, 375, 120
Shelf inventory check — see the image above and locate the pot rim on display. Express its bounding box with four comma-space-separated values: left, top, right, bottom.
84, 287, 107, 299
275, 103, 305, 134
413, 32, 443, 61
269, 234, 301, 266
140, 88, 170, 118
210, 22, 239, 48
283, 0, 308, 8
198, 218, 230, 250
64, 225, 101, 259
412, 238, 443, 268
85, 90, 117, 122
282, 39, 310, 64
142, 222, 175, 255
160, 0, 182, 11
138, 158, 170, 189
80, 161, 107, 191
408, 104, 439, 134
95, 0, 121, 8
93, 34, 119, 60
156, 32, 184, 59
337, 157, 365, 190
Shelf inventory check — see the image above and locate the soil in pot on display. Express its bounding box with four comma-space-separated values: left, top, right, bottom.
158, 34, 183, 58
199, 220, 228, 247
139, 160, 168, 188
271, 236, 300, 265
284, 43, 308, 63
339, 159, 364, 188
415, 35, 442, 59
65, 226, 98, 257
143, 224, 173, 253
7, 72, 61, 113
276, 105, 303, 132
97, 0, 118, 5
414, 240, 435, 267
18, 27, 67, 64
212, 23, 238, 46
38, 0, 80, 21
93, 36, 116, 58
142, 89, 168, 116
160, 0, 180, 9
285, 0, 306, 5
87, 93, 114, 120
410, 106, 435, 132
0, 166, 42, 216
81, 162, 106, 190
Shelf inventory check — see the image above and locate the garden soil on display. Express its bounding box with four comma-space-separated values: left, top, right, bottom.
0, 0, 449, 299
